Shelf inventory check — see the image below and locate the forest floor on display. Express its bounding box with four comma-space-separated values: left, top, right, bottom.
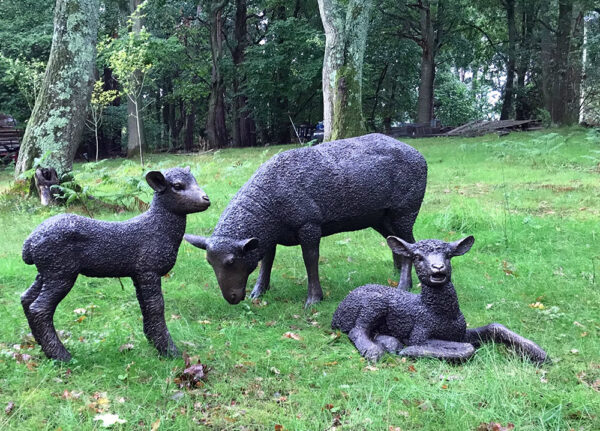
0, 128, 599, 430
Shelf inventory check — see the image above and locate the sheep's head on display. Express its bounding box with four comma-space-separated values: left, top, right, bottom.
387, 236, 474, 287
146, 167, 210, 214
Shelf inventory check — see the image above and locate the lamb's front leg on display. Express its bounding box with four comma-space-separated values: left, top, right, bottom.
348, 327, 385, 361
133, 273, 180, 357
399, 339, 476, 362
250, 246, 276, 299
465, 323, 548, 364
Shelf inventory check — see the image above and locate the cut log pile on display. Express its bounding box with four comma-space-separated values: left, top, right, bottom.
444, 119, 542, 137
0, 114, 21, 162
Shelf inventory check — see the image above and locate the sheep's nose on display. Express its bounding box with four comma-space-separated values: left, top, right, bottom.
202, 195, 210, 203
432, 263, 445, 270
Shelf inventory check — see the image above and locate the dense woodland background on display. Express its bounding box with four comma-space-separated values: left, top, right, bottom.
1, 0, 600, 175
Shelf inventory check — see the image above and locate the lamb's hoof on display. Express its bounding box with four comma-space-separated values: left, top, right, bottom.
47, 349, 72, 362
362, 345, 385, 362
374, 335, 402, 353
158, 345, 181, 358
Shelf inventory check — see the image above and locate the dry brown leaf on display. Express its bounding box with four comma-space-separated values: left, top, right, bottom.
5, 401, 15, 415
283, 332, 302, 341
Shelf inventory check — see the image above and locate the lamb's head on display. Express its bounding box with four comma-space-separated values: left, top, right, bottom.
184, 234, 260, 305
146, 167, 210, 214
387, 236, 474, 287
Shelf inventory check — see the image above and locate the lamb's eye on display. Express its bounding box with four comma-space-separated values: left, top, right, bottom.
415, 255, 424, 262
224, 256, 234, 266
172, 183, 185, 191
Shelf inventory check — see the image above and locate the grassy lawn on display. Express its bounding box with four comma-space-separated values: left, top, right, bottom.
0, 128, 599, 430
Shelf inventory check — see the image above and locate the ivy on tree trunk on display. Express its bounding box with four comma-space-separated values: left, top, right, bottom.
14, 0, 99, 178
318, 0, 373, 141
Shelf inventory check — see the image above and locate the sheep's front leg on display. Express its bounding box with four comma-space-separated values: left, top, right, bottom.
250, 246, 276, 299
374, 334, 402, 354
465, 323, 548, 364
133, 273, 180, 357
299, 224, 323, 307
399, 339, 475, 362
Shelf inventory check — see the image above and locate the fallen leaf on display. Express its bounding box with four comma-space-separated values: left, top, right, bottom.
177, 352, 208, 388
407, 365, 417, 373
76, 315, 87, 323
528, 302, 545, 310
387, 278, 399, 287
171, 314, 181, 320
274, 425, 284, 431
323, 404, 334, 410
73, 308, 87, 315
441, 384, 448, 389
364, 365, 378, 371
283, 332, 302, 341
93, 413, 127, 427
486, 303, 494, 309
265, 321, 277, 327
476, 422, 515, 431
570, 349, 579, 355
198, 320, 211, 324
5, 401, 14, 415
270, 367, 280, 375
389, 427, 403, 431
573, 321, 585, 328
151, 418, 161, 431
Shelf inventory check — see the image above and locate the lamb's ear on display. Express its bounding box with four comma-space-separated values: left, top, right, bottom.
184, 234, 208, 250
386, 236, 414, 257
450, 235, 475, 256
146, 171, 168, 193
240, 237, 259, 253
184, 166, 191, 173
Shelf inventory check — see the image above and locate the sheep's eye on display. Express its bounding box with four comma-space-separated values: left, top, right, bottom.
415, 254, 424, 262
172, 183, 185, 191
224, 256, 235, 266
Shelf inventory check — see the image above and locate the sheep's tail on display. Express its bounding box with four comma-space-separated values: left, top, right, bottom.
22, 236, 34, 265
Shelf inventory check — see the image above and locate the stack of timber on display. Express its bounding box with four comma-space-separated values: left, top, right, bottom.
445, 119, 542, 137
0, 114, 21, 162
387, 122, 452, 138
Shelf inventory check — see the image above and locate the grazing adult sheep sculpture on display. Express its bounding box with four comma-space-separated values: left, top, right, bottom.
185, 133, 427, 307
332, 236, 548, 364
21, 167, 210, 361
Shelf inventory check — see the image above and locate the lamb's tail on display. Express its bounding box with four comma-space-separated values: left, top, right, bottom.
22, 236, 34, 265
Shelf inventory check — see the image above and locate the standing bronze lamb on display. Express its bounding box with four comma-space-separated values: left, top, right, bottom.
332, 236, 548, 364
21, 167, 210, 361
185, 133, 427, 307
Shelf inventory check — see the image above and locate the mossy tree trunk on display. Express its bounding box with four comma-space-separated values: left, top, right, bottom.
14, 0, 99, 178
318, 0, 373, 141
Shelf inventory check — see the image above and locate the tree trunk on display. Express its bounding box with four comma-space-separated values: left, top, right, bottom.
231, 0, 256, 147
15, 0, 99, 178
126, 0, 146, 159
515, 0, 536, 120
206, 0, 228, 149
416, 1, 436, 124
500, 0, 516, 120
318, 0, 373, 141
184, 104, 196, 152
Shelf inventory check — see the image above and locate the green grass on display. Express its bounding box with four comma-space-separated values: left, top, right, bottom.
0, 128, 599, 430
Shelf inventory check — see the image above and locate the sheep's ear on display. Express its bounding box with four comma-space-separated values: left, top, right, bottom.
184, 166, 191, 173
184, 234, 208, 250
239, 237, 259, 253
450, 236, 474, 256
386, 236, 414, 257
146, 171, 168, 193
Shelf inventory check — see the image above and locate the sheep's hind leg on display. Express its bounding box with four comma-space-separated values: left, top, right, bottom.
133, 273, 180, 357
465, 323, 548, 364
28, 275, 77, 361
250, 246, 276, 299
399, 339, 475, 362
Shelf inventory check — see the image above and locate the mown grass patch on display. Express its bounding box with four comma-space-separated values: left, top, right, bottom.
0, 128, 599, 430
